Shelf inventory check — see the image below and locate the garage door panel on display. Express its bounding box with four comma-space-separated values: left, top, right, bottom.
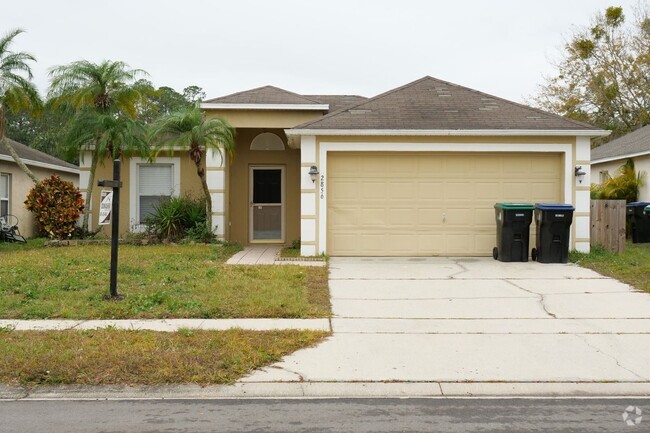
327, 152, 561, 256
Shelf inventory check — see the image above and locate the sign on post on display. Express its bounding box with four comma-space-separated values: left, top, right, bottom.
98, 190, 113, 225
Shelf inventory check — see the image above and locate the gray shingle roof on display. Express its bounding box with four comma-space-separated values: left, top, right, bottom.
304, 95, 368, 112
592, 124, 650, 161
293, 76, 600, 131
204, 85, 323, 105
0, 138, 78, 171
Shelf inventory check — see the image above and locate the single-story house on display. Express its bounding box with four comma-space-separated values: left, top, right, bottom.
84, 76, 608, 256
591, 124, 650, 201
0, 138, 80, 238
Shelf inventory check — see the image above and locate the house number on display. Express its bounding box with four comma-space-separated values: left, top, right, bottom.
320, 175, 325, 199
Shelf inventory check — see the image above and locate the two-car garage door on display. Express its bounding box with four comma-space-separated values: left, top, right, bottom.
327, 152, 562, 256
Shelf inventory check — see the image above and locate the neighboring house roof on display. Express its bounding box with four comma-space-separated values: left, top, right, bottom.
0, 138, 79, 174
592, 124, 650, 163
304, 95, 368, 112
290, 76, 604, 134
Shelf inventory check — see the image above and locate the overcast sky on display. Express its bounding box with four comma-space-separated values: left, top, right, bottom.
2, 0, 641, 103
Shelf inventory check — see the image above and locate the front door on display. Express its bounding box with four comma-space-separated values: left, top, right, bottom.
249, 166, 284, 242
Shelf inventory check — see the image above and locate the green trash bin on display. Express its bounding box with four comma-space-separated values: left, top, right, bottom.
493, 203, 534, 262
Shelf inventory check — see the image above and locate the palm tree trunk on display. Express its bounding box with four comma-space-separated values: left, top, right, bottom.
196, 163, 213, 232
0, 137, 40, 184
81, 150, 99, 232
0, 106, 39, 184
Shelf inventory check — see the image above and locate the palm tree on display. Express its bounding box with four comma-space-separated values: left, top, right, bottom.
0, 29, 42, 184
149, 106, 235, 230
601, 158, 647, 202
49, 60, 149, 230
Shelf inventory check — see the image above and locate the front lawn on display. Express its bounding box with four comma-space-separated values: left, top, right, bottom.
0, 242, 330, 319
0, 328, 327, 385
570, 242, 650, 292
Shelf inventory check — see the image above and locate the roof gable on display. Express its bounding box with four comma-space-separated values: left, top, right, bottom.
204, 85, 323, 105
592, 124, 650, 161
292, 76, 600, 132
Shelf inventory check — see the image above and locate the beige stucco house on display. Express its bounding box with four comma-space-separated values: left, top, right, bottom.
0, 138, 80, 238
591, 124, 650, 201
83, 76, 608, 255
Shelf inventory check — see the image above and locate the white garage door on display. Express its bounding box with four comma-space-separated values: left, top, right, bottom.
327, 152, 562, 256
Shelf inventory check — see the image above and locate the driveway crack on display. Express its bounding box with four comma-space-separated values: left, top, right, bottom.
574, 334, 649, 381
505, 280, 557, 318
448, 259, 469, 279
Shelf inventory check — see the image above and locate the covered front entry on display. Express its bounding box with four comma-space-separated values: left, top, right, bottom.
327, 152, 562, 256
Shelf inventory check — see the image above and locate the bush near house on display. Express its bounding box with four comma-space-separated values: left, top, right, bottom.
145, 195, 214, 243
591, 159, 646, 202
24, 175, 84, 240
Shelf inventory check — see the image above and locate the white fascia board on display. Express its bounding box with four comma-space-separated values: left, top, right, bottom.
592, 150, 650, 164
200, 103, 329, 111
285, 128, 611, 138
0, 154, 80, 174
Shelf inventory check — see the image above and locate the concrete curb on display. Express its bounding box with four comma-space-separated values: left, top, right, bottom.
2, 382, 650, 400
0, 319, 331, 332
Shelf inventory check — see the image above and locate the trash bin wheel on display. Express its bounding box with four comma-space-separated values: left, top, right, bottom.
492, 247, 498, 260
531, 248, 538, 261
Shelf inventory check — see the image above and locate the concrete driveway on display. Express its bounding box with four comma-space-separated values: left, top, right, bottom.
241, 257, 650, 396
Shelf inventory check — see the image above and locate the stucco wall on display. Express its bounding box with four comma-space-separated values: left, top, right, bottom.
592, 155, 650, 201
84, 153, 204, 236
227, 128, 300, 245
0, 161, 79, 238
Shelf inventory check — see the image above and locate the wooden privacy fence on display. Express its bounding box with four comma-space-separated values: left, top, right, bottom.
590, 200, 626, 254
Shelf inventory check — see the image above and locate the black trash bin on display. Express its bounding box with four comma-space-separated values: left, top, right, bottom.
627, 202, 650, 243
531, 203, 575, 263
493, 203, 534, 262
645, 205, 650, 217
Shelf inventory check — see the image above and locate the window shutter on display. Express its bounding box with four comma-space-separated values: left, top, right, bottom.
138, 165, 173, 223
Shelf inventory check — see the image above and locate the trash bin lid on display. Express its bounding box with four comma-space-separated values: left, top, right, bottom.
645, 205, 650, 212
494, 202, 534, 210
535, 203, 575, 211
627, 202, 650, 207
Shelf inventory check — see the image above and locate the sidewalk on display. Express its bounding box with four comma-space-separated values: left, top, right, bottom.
0, 318, 330, 332
226, 245, 326, 267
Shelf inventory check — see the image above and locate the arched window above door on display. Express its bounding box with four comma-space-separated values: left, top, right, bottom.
250, 132, 285, 151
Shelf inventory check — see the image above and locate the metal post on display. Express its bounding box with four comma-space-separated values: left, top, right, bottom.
109, 159, 120, 298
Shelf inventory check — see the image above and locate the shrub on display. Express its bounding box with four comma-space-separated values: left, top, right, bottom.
25, 175, 84, 240
594, 159, 646, 202
145, 195, 215, 243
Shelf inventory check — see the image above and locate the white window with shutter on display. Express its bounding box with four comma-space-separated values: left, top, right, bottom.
138, 164, 173, 223
0, 173, 10, 217
129, 157, 181, 231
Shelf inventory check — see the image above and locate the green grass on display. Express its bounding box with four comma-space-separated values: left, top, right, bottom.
570, 242, 650, 292
0, 243, 331, 319
280, 246, 301, 258
0, 328, 328, 385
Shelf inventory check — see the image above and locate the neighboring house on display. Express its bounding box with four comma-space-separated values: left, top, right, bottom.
85, 76, 608, 255
591, 124, 650, 201
0, 138, 80, 238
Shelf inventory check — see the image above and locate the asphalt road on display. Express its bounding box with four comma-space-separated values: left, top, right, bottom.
0, 398, 646, 433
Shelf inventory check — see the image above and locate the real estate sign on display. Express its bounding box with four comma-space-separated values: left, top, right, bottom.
98, 190, 113, 225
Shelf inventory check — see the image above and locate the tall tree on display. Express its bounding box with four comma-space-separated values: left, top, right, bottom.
0, 29, 42, 184
533, 5, 650, 140
149, 106, 235, 231
49, 60, 149, 230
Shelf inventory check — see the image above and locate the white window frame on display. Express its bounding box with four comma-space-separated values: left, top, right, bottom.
0, 173, 10, 217
129, 157, 181, 232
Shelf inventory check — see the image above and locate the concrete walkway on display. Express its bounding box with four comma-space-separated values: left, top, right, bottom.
226, 245, 326, 267
0, 318, 330, 332
226, 245, 281, 265
240, 257, 650, 396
